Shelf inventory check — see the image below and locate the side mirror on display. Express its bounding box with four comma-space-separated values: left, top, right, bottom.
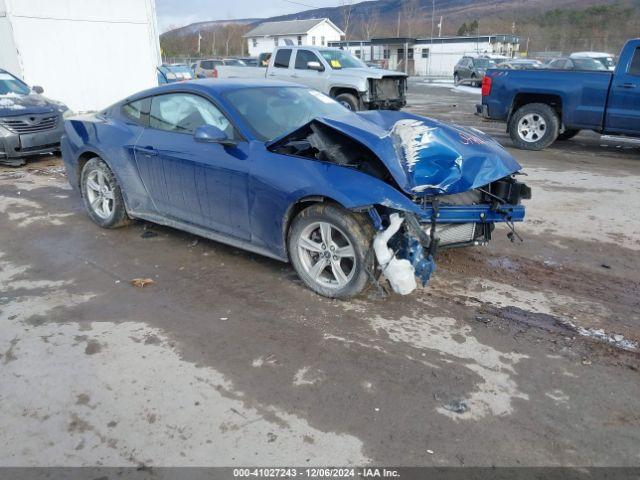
307, 61, 324, 72
194, 125, 236, 146
32, 86, 44, 94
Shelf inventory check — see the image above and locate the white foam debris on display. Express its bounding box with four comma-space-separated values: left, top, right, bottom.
0, 97, 26, 110
390, 119, 437, 172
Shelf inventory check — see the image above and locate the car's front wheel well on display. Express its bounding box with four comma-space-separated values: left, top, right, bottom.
329, 87, 360, 100
283, 196, 351, 259
76, 151, 101, 191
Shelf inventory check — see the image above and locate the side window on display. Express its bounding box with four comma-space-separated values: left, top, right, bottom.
295, 50, 320, 69
122, 98, 148, 125
201, 61, 213, 70
149, 93, 234, 138
628, 48, 640, 76
274, 49, 292, 68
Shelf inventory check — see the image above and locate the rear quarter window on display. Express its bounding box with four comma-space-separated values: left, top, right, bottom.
121, 99, 148, 125
274, 49, 292, 69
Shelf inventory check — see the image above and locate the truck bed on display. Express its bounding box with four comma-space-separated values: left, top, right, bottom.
483, 69, 613, 130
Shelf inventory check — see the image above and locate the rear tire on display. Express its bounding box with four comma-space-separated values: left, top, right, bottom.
454, 73, 460, 85
288, 203, 374, 299
508, 103, 559, 151
557, 129, 580, 141
335, 93, 360, 111
81, 157, 131, 229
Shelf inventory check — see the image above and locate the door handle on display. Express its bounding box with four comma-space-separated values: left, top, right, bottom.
619, 83, 637, 89
134, 146, 158, 156
268, 73, 276, 77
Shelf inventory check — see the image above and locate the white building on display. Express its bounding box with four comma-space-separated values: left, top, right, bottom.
244, 18, 344, 58
329, 35, 521, 76
0, 0, 161, 112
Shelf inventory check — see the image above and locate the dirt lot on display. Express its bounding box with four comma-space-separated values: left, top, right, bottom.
1, 81, 639, 467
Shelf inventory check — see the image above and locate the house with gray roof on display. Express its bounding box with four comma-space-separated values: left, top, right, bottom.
244, 18, 344, 57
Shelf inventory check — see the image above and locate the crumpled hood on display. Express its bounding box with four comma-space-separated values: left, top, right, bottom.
314, 110, 522, 196
0, 93, 61, 117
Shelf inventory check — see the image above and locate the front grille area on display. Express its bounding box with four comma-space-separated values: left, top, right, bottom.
374, 78, 401, 100
0, 114, 59, 134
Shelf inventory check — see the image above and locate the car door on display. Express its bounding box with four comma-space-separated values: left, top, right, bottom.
605, 47, 640, 134
134, 92, 251, 239
291, 49, 326, 91
267, 48, 293, 81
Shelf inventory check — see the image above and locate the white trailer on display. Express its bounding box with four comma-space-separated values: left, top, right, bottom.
0, 0, 161, 112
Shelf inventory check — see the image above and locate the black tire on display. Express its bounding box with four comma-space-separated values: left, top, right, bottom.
454, 73, 460, 85
557, 129, 580, 141
470, 74, 478, 87
288, 203, 374, 299
508, 103, 560, 151
80, 157, 131, 228
334, 93, 360, 111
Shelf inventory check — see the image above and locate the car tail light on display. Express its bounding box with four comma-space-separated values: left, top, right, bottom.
481, 75, 492, 96
212, 67, 218, 79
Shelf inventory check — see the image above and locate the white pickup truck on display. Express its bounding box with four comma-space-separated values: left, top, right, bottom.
214, 46, 408, 111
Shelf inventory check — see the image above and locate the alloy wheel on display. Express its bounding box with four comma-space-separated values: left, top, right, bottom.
297, 221, 356, 289
85, 169, 115, 220
518, 113, 547, 142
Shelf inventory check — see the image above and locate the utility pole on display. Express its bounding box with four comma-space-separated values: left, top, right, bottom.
197, 31, 202, 55
428, 0, 435, 76
438, 16, 443, 37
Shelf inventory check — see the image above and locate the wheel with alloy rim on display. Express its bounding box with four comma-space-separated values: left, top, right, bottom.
508, 103, 559, 151
81, 157, 131, 228
288, 203, 374, 299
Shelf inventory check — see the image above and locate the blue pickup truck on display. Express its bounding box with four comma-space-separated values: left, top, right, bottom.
477, 38, 640, 150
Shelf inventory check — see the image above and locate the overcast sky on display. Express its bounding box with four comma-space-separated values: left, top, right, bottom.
156, 0, 342, 32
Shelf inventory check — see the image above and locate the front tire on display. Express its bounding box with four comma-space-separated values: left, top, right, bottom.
335, 93, 360, 111
288, 203, 374, 299
81, 157, 130, 228
508, 103, 559, 151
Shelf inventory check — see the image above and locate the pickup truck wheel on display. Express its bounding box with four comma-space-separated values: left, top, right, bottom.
557, 129, 580, 141
470, 74, 478, 87
288, 203, 374, 299
454, 73, 460, 85
335, 93, 360, 111
508, 103, 559, 151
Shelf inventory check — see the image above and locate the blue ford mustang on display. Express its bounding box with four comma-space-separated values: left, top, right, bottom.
62, 79, 530, 298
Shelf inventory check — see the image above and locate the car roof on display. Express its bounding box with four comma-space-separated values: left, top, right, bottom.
125, 79, 303, 102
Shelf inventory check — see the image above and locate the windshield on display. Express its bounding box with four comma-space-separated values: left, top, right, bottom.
224, 86, 351, 141
318, 50, 366, 69
0, 72, 31, 95
474, 58, 496, 69
573, 58, 607, 70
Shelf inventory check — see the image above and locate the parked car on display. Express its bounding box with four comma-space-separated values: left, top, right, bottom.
61, 80, 529, 298
570, 51, 616, 71
454, 56, 497, 86
545, 57, 607, 71
497, 59, 544, 70
157, 64, 194, 84
239, 57, 258, 67
477, 38, 640, 150
0, 69, 69, 166
193, 59, 225, 78
222, 58, 248, 67
214, 46, 408, 111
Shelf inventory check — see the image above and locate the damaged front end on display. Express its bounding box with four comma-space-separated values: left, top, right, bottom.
268, 111, 531, 295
